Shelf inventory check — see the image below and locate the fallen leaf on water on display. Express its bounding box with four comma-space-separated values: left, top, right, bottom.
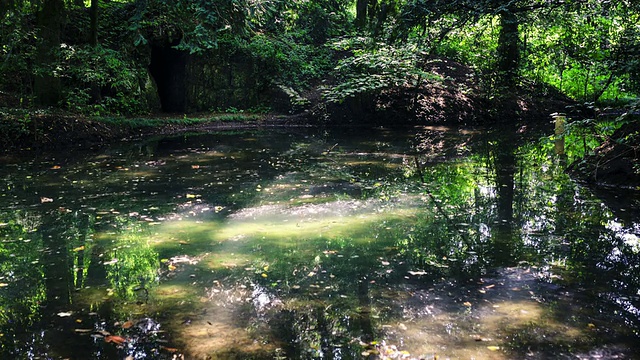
408, 270, 428, 276
105, 335, 126, 345
51, 165, 61, 169
463, 302, 472, 307
487, 346, 500, 351
160, 346, 179, 353
122, 320, 134, 329
93, 330, 111, 337
168, 264, 177, 271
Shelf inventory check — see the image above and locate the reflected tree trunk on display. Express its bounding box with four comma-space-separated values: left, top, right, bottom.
357, 276, 375, 345
492, 123, 518, 265
41, 211, 73, 308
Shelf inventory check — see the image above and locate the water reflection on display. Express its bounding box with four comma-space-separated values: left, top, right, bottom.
0, 127, 639, 359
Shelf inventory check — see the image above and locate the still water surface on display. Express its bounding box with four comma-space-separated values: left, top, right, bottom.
1, 126, 639, 359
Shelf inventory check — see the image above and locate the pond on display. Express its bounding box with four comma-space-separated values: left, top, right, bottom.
1, 125, 639, 359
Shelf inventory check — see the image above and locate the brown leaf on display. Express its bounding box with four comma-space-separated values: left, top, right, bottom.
122, 320, 134, 329
160, 345, 179, 353
105, 335, 127, 345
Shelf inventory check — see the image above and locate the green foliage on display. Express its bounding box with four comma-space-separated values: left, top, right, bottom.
0, 10, 36, 96
393, 0, 640, 102
324, 38, 438, 103
242, 33, 333, 88
520, 3, 639, 102
56, 44, 146, 115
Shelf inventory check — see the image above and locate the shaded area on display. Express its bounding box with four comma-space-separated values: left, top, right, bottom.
149, 45, 187, 113
568, 120, 640, 188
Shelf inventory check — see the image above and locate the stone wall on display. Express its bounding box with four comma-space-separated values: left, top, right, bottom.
185, 51, 267, 112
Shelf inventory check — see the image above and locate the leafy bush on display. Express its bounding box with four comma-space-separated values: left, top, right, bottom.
57, 45, 147, 115
243, 33, 332, 88
0, 11, 37, 99
323, 38, 438, 103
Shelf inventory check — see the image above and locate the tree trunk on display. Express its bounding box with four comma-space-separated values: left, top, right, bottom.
355, 0, 368, 30
90, 0, 98, 46
496, 10, 520, 89
367, 0, 378, 23
34, 0, 64, 106
89, 0, 101, 103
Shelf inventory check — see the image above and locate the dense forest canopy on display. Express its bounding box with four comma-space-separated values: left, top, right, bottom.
0, 0, 639, 116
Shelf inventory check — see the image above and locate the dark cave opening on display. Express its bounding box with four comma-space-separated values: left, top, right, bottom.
149, 45, 187, 113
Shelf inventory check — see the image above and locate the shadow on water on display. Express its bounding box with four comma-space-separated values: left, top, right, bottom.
1, 126, 640, 359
